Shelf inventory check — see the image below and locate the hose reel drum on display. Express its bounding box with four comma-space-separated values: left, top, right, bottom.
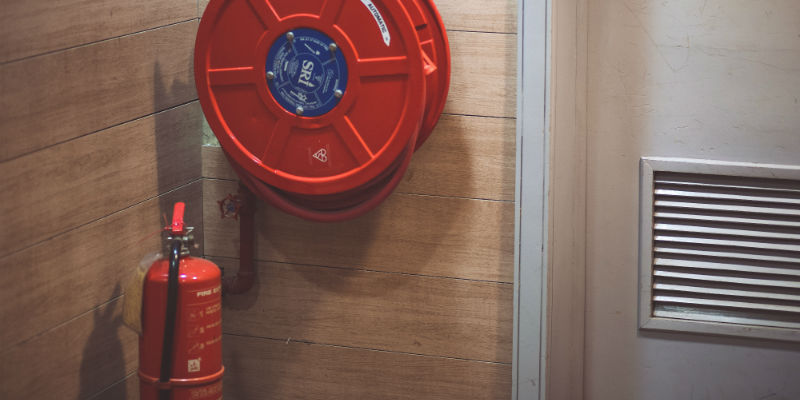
195, 0, 450, 222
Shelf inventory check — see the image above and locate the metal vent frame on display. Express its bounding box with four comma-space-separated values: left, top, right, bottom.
639, 157, 800, 342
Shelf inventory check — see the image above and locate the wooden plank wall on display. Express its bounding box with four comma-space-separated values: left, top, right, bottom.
0, 1, 204, 399
0, 0, 517, 398
201, 0, 518, 398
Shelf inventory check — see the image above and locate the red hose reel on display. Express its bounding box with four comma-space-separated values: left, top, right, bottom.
195, 0, 450, 222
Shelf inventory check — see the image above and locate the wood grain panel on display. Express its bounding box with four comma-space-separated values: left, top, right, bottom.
217, 258, 512, 362
444, 31, 517, 118
0, 298, 138, 400
202, 114, 516, 201
0, 102, 202, 259
203, 180, 515, 283
398, 114, 515, 200
202, 146, 237, 181
199, 0, 211, 15
0, 21, 198, 161
91, 373, 139, 400
197, 0, 516, 34
0, 181, 203, 352
437, 0, 518, 33
223, 335, 512, 400
0, 0, 196, 63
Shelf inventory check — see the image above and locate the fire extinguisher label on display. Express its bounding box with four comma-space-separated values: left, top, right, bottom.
196, 285, 221, 298
266, 28, 348, 117
360, 0, 391, 47
188, 358, 202, 373
189, 380, 223, 400
183, 287, 223, 377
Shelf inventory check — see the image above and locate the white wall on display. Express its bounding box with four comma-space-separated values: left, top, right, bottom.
584, 1, 800, 399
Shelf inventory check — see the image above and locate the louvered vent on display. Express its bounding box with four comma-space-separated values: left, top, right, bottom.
640, 159, 800, 341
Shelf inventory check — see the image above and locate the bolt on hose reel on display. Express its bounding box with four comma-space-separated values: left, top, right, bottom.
195, 0, 451, 222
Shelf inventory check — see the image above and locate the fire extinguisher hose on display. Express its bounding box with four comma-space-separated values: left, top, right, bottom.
158, 240, 182, 400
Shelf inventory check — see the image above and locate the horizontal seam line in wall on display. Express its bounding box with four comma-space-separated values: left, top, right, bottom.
208, 255, 514, 285
0, 179, 203, 262
400, 192, 513, 203
448, 29, 517, 36
0, 295, 124, 356
223, 333, 512, 366
0, 18, 199, 66
202, 178, 513, 204
0, 100, 199, 164
86, 370, 138, 400
445, 112, 517, 120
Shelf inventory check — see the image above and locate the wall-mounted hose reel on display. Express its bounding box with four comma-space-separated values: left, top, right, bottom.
195, 0, 450, 222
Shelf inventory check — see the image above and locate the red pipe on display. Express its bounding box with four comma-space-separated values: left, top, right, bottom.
221, 138, 411, 293
222, 183, 257, 294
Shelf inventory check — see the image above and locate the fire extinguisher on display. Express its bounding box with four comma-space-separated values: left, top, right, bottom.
138, 203, 224, 400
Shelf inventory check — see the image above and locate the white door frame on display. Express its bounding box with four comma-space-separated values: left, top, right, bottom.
513, 0, 551, 399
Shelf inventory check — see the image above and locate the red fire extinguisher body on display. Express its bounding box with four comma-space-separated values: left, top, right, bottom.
139, 256, 224, 400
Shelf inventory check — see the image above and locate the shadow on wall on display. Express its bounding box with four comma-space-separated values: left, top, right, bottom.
77, 285, 127, 400
154, 59, 199, 248
77, 59, 197, 399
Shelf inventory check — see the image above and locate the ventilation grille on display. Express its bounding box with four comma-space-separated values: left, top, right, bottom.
650, 171, 800, 331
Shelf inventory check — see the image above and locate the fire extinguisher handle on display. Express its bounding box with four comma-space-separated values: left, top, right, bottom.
158, 240, 183, 400
170, 202, 186, 234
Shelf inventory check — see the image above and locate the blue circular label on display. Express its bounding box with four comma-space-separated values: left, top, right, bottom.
266, 28, 348, 117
